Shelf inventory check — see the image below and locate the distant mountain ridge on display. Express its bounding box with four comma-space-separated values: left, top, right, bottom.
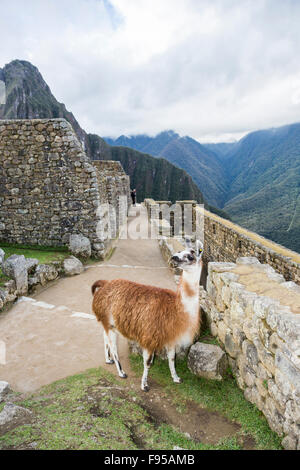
105, 131, 229, 207
106, 124, 300, 253
2, 60, 299, 252
222, 123, 300, 253
0, 60, 208, 206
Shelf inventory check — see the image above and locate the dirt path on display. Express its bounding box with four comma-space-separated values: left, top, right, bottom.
0, 205, 176, 392
0, 206, 262, 449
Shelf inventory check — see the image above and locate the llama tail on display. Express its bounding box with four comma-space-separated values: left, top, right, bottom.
91, 280, 107, 295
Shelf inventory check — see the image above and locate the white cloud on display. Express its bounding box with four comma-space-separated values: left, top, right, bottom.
0, 0, 300, 142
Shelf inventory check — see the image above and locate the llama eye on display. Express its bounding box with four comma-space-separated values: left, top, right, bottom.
187, 254, 194, 261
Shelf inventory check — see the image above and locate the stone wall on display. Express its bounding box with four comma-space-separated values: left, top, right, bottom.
203, 209, 300, 285
93, 160, 130, 238
204, 258, 300, 450
0, 119, 130, 258
144, 199, 300, 285
158, 232, 300, 450
150, 198, 300, 449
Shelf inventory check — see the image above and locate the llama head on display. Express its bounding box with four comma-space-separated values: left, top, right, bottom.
170, 239, 203, 269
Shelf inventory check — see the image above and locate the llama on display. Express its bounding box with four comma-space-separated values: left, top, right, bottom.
91, 239, 203, 391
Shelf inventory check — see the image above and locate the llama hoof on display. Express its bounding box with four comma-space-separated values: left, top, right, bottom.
120, 373, 127, 379
106, 359, 114, 365
174, 378, 183, 384
142, 385, 150, 392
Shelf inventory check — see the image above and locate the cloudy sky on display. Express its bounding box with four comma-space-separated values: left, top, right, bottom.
1, 0, 300, 142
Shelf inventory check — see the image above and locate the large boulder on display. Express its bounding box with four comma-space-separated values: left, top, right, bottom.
69, 234, 91, 260
1, 255, 39, 295
0, 381, 10, 402
187, 342, 228, 381
0, 403, 32, 426
2, 255, 29, 294
63, 256, 84, 276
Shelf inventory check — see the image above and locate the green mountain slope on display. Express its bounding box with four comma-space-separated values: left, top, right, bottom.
105, 131, 229, 207
223, 124, 300, 252
203, 142, 239, 160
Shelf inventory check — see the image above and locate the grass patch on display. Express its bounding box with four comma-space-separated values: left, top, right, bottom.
0, 367, 248, 450
198, 328, 221, 346
129, 355, 282, 450
0, 244, 69, 287
0, 245, 68, 264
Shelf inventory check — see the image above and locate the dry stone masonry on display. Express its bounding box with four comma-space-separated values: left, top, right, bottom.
203, 209, 300, 285
204, 258, 300, 450
146, 198, 300, 450
0, 119, 130, 259
144, 199, 300, 285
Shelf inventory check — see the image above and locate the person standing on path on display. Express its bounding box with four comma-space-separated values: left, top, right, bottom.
131, 189, 137, 206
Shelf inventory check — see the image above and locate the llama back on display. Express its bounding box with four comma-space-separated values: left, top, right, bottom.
92, 279, 189, 351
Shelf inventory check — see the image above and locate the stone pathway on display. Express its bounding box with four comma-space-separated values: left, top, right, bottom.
0, 205, 176, 392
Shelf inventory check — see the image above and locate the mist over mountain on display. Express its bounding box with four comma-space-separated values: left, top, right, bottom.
203, 142, 239, 160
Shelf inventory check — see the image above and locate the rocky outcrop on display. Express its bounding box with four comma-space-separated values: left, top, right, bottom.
35, 264, 59, 286
0, 252, 84, 311
1, 255, 39, 294
0, 403, 32, 427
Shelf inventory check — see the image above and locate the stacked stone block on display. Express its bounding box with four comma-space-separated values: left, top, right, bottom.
204, 210, 300, 285
0, 119, 130, 259
145, 200, 300, 285
205, 258, 300, 450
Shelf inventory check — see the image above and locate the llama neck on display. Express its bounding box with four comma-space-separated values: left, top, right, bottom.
178, 262, 202, 317
182, 263, 202, 289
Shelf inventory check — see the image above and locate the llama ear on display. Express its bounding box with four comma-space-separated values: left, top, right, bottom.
196, 240, 204, 257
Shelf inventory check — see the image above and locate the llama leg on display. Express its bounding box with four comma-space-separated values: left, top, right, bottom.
141, 349, 152, 392
150, 352, 154, 365
107, 329, 127, 379
167, 347, 182, 384
103, 331, 114, 364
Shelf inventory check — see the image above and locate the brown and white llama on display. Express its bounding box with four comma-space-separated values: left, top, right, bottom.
91, 239, 203, 391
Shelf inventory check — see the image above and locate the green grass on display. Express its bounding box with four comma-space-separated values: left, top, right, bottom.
0, 244, 68, 263
129, 355, 282, 450
0, 355, 283, 450
0, 244, 69, 286
0, 367, 248, 450
197, 328, 221, 347
0, 246, 68, 287
0, 243, 107, 289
